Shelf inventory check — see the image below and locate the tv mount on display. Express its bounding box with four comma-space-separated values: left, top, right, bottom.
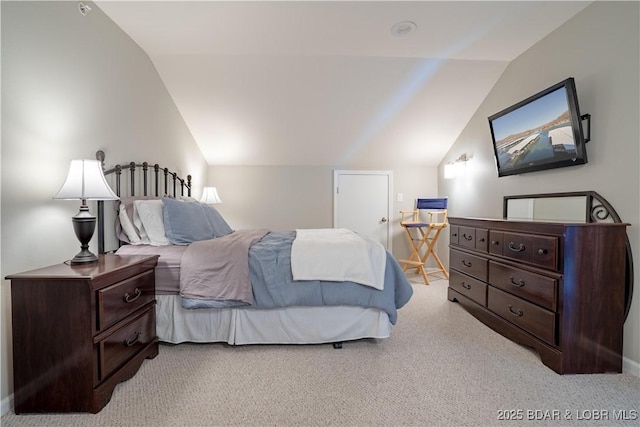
581, 113, 591, 143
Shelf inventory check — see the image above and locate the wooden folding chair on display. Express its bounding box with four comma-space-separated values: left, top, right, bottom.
399, 198, 449, 285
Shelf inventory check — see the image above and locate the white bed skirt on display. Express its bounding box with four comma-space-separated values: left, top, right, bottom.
156, 295, 392, 345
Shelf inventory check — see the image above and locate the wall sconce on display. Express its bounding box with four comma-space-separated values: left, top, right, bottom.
200, 187, 223, 204
444, 153, 472, 179
54, 159, 119, 264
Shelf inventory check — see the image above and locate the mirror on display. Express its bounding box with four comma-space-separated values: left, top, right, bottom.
505, 195, 588, 223
504, 191, 633, 321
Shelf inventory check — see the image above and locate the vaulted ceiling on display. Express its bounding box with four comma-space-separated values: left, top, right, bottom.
96, 1, 591, 167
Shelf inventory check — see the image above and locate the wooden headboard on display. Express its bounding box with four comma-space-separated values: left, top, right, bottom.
96, 150, 192, 254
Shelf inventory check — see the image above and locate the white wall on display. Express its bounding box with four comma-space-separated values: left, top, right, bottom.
439, 2, 640, 372
0, 1, 207, 412
207, 165, 438, 262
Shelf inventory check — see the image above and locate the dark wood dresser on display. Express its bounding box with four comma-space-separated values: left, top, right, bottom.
447, 217, 628, 374
7, 254, 159, 413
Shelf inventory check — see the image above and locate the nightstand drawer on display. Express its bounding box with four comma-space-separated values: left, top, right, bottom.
98, 270, 155, 330
98, 306, 156, 381
488, 287, 556, 346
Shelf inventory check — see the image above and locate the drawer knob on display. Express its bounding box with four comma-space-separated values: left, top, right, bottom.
509, 277, 526, 288
461, 282, 471, 290
124, 331, 141, 347
478, 238, 485, 242
462, 260, 472, 268
452, 233, 458, 237
508, 242, 526, 252
123, 288, 142, 303
538, 248, 548, 255
462, 234, 473, 241
508, 305, 524, 317
491, 240, 500, 246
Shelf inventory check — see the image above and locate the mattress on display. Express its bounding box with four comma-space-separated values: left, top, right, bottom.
116, 244, 184, 294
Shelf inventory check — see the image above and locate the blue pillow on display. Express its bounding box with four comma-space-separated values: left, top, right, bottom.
200, 203, 233, 237
162, 197, 214, 245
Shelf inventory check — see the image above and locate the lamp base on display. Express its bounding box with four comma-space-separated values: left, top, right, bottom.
70, 250, 99, 265
70, 204, 99, 265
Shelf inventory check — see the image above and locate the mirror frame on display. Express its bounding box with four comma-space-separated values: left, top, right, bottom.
504, 191, 634, 321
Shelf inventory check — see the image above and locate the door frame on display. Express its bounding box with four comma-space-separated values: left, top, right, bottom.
333, 170, 393, 252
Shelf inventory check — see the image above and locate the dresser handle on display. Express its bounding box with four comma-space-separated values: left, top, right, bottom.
509, 277, 526, 287
491, 240, 500, 246
452, 233, 458, 237
462, 260, 472, 268
462, 234, 473, 241
538, 248, 548, 255
123, 288, 142, 303
478, 238, 485, 242
508, 242, 526, 252
461, 282, 471, 290
124, 331, 141, 347
507, 305, 524, 317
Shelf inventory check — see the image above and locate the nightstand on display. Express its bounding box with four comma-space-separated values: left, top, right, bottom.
7, 254, 159, 413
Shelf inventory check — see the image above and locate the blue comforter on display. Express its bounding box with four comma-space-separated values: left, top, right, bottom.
182, 231, 414, 324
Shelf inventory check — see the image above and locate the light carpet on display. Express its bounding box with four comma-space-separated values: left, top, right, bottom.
2, 274, 639, 426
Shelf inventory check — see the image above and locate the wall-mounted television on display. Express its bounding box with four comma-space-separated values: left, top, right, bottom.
488, 77, 589, 177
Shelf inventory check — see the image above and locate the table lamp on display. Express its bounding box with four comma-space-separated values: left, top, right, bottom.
200, 187, 222, 204
54, 159, 119, 264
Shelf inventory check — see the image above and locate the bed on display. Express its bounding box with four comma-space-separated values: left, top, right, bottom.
95, 151, 413, 347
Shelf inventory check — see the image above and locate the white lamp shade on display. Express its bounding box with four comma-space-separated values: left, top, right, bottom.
54, 159, 119, 200
200, 187, 222, 204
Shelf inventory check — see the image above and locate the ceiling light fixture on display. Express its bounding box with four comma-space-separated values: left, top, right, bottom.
391, 21, 417, 37
78, 2, 92, 16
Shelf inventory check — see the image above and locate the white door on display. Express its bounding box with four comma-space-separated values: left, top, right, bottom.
333, 170, 392, 250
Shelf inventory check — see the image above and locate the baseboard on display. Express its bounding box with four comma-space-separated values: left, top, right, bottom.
623, 356, 640, 377
1, 393, 13, 416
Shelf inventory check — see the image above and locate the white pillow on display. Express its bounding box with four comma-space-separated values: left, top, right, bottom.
133, 200, 170, 246
119, 205, 142, 245
132, 203, 151, 245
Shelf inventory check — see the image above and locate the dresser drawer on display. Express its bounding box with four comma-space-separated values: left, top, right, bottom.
488, 287, 556, 346
98, 306, 156, 381
98, 270, 155, 330
489, 230, 503, 255
449, 269, 487, 306
475, 229, 489, 252
502, 232, 533, 263
458, 227, 476, 249
450, 249, 488, 282
449, 226, 459, 245
531, 235, 558, 270
502, 232, 558, 270
489, 262, 557, 311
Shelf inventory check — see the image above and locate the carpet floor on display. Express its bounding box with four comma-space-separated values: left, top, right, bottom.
2, 274, 639, 426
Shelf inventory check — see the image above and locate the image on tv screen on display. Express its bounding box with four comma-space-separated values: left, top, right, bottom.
492, 87, 577, 172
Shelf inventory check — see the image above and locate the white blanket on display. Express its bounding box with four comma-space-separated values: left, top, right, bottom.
291, 228, 386, 290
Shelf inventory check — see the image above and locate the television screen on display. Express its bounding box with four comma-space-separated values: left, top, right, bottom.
488, 78, 588, 177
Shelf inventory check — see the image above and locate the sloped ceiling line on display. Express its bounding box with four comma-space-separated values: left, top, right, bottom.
96, 1, 591, 166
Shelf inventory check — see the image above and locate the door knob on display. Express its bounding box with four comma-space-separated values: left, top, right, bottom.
381, 217, 387, 223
